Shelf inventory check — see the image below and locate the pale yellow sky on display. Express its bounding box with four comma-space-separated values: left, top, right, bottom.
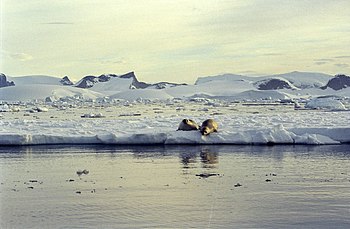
1, 0, 350, 83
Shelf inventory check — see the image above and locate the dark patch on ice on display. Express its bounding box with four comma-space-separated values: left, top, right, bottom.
196, 173, 220, 178
77, 169, 89, 176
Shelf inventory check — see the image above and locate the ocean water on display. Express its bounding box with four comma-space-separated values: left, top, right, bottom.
1, 145, 349, 229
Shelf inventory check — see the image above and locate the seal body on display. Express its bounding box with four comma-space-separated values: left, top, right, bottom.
177, 119, 199, 131
200, 119, 218, 136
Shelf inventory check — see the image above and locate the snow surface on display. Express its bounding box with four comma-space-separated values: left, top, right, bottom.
0, 85, 103, 102
264, 71, 332, 89
110, 89, 173, 101
0, 102, 349, 146
195, 71, 332, 89
7, 75, 63, 86
89, 77, 134, 95
0, 72, 349, 146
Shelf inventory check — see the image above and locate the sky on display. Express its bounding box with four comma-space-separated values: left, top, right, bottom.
1, 0, 350, 83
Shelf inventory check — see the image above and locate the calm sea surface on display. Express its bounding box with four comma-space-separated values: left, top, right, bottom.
1, 145, 350, 229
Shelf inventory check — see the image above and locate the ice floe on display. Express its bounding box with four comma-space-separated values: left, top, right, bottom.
0, 109, 349, 145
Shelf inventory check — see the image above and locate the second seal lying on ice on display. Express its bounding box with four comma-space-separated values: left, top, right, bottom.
177, 119, 199, 131
200, 119, 218, 136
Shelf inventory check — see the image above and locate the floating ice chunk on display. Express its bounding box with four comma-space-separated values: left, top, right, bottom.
81, 113, 105, 118
305, 97, 346, 110
0, 104, 11, 112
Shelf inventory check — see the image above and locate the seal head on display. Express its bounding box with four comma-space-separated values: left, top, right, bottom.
200, 119, 218, 136
177, 119, 199, 131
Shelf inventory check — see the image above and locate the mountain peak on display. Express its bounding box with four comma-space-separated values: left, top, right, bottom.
0, 73, 15, 88
321, 74, 350, 90
119, 72, 136, 79
74, 72, 149, 89
60, 76, 74, 86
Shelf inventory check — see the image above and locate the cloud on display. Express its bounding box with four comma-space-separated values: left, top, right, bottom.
99, 57, 127, 65
261, 53, 282, 57
41, 22, 74, 25
9, 53, 33, 61
314, 58, 333, 62
334, 56, 350, 59
313, 58, 335, 66
334, 63, 349, 68
314, 61, 327, 65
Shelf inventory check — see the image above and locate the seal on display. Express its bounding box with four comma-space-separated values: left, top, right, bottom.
200, 119, 218, 136
177, 119, 199, 131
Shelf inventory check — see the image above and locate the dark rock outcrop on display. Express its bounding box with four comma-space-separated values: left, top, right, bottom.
74, 71, 185, 90
254, 78, 295, 90
126, 72, 187, 89
75, 75, 99, 88
60, 76, 74, 86
152, 82, 187, 89
321, 74, 350, 90
75, 72, 143, 89
0, 73, 15, 88
128, 72, 150, 89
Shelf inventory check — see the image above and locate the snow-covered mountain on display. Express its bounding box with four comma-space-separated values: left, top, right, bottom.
60, 76, 74, 86
0, 71, 349, 102
254, 78, 299, 90
195, 71, 332, 90
321, 74, 350, 90
0, 84, 103, 102
6, 74, 64, 86
0, 73, 15, 88
263, 71, 332, 89
74, 72, 185, 91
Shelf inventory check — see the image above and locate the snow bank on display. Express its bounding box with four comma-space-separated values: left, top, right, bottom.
0, 128, 347, 146
0, 120, 348, 146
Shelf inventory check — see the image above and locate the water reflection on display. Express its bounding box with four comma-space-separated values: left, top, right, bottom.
200, 149, 218, 168
1, 144, 350, 229
0, 144, 349, 159
180, 151, 197, 169
178, 146, 220, 170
